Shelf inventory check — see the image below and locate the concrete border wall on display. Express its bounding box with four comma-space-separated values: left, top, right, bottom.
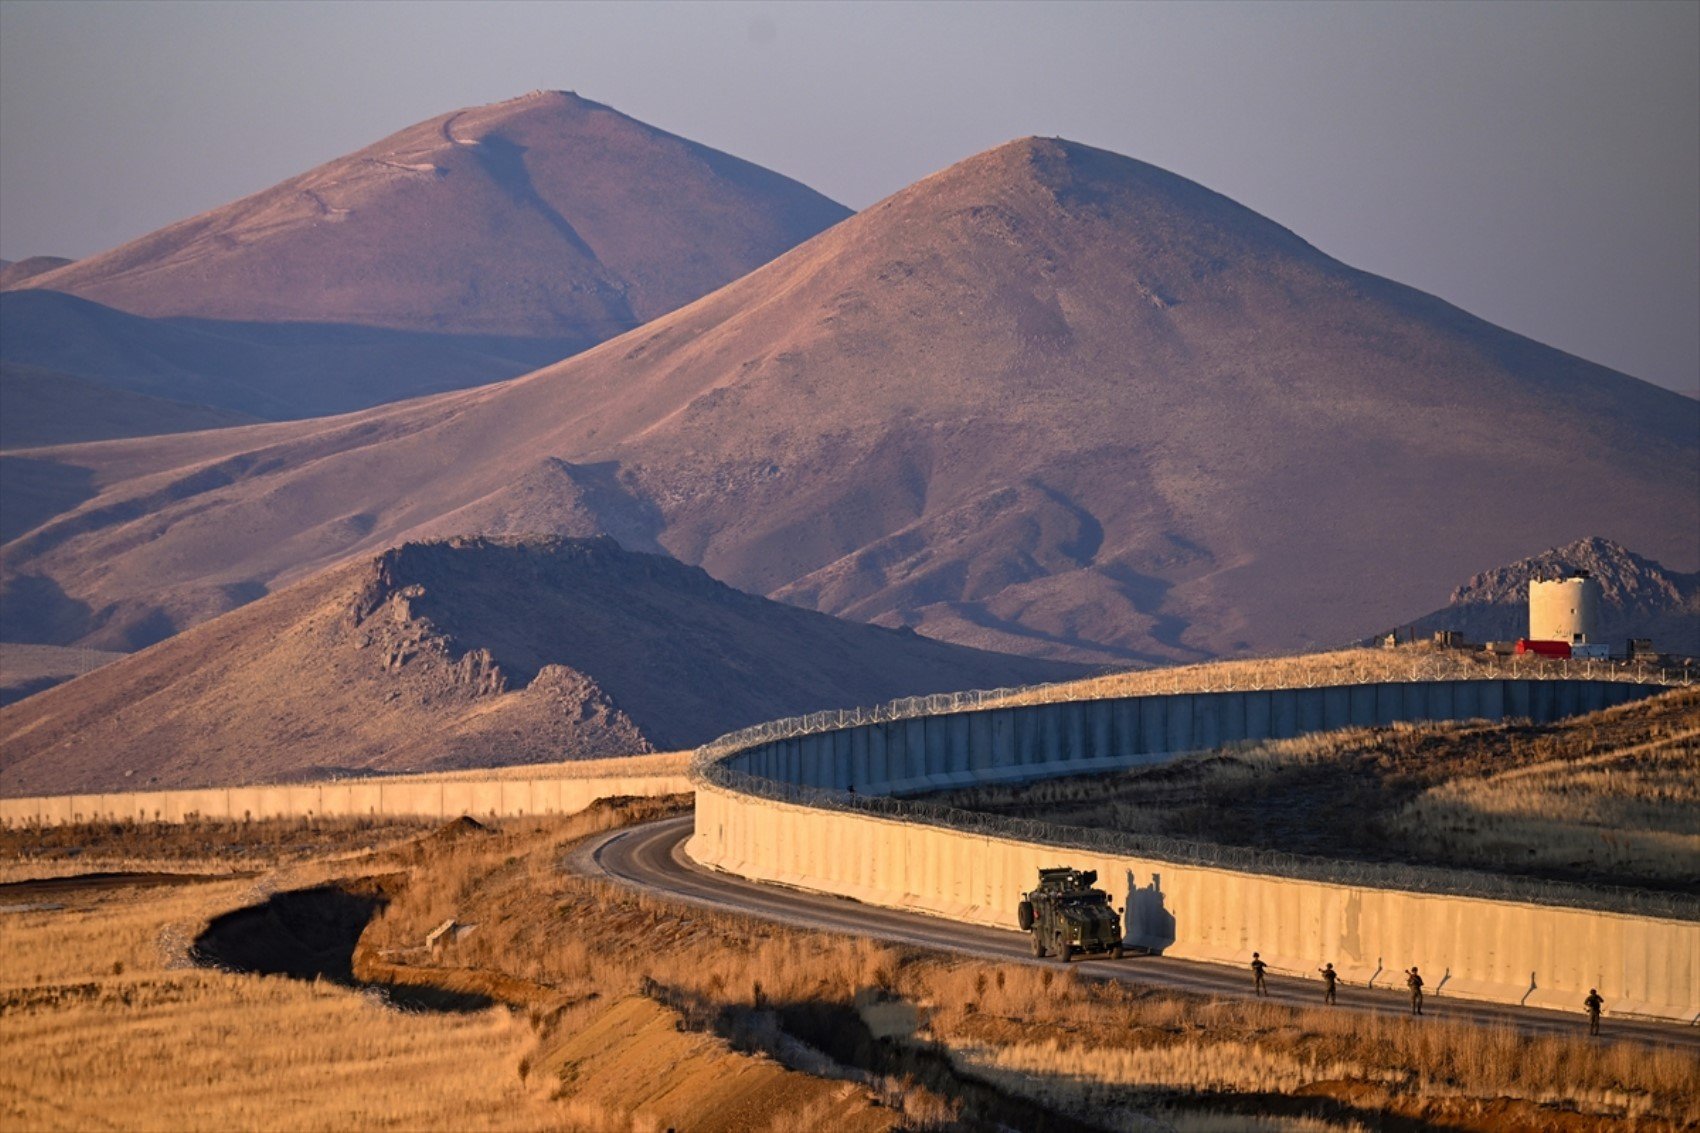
689, 678, 1699, 1023
719, 680, 1661, 796
690, 784, 1698, 1023
0, 773, 692, 829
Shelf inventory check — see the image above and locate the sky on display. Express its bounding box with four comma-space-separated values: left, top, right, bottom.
1, 0, 1696, 396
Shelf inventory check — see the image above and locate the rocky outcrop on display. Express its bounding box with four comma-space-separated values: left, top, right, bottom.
1402, 538, 1699, 655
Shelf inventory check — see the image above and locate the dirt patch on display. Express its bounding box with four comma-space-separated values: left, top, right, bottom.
529, 992, 900, 1132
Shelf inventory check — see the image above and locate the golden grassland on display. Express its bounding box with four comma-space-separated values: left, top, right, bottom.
1392, 728, 1698, 883
0, 877, 577, 1131
4, 801, 1697, 1131
993, 646, 1591, 706
0, 807, 906, 1133
936, 687, 1700, 891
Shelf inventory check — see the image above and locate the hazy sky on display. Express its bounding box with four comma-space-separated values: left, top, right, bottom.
2, 1, 1696, 395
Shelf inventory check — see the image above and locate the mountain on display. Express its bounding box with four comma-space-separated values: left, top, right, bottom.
0, 256, 73, 288
3, 138, 1695, 662
1400, 537, 1700, 656
0, 537, 1087, 794
12, 92, 848, 334
0, 91, 848, 429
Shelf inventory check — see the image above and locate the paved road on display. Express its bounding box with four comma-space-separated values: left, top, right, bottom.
577, 815, 1700, 1050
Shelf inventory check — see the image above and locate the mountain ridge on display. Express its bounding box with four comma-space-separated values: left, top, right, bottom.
0, 536, 1088, 794
11, 91, 850, 334
0, 92, 849, 440
4, 136, 1693, 662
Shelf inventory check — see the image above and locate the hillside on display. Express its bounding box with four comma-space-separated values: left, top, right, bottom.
0, 256, 73, 289
932, 687, 1700, 895
4, 137, 1694, 660
0, 91, 848, 430
1403, 537, 1700, 655
0, 537, 1086, 793
0, 290, 583, 424
13, 91, 849, 334
0, 359, 260, 449
0, 643, 126, 707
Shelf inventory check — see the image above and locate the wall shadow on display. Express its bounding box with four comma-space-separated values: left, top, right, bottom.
1125, 868, 1177, 954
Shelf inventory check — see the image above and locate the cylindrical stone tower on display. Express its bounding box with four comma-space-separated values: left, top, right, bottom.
1529, 573, 1601, 643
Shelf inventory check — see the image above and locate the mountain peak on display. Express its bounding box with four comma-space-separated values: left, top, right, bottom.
7, 134, 1693, 667
878, 134, 1323, 277
10, 93, 850, 335
1449, 537, 1694, 609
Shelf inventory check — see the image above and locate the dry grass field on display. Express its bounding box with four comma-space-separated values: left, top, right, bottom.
937, 686, 1700, 893
0, 809, 902, 1133
4, 800, 1696, 1131
356, 805, 1700, 1129
992, 646, 1669, 707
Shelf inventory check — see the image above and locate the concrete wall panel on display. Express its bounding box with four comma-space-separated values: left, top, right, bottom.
1088, 700, 1113, 763
2, 765, 689, 830
687, 783, 1697, 1023
687, 678, 1684, 1022
1245, 692, 1271, 742
1167, 695, 1193, 752
850, 726, 872, 789
1218, 692, 1246, 744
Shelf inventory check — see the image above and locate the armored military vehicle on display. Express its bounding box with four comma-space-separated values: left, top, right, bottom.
1018, 866, 1124, 961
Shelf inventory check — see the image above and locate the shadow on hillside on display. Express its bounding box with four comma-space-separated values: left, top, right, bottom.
191, 881, 493, 1013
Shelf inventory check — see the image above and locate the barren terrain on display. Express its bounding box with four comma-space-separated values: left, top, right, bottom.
5, 138, 1692, 664
0, 641, 125, 707
0, 536, 1084, 794
0, 359, 260, 449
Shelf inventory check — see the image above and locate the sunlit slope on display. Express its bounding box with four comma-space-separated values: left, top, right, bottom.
6, 138, 1694, 659
12, 90, 849, 335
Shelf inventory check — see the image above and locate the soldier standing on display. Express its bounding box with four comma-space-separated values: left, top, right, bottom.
1251, 952, 1268, 997
1318, 962, 1337, 1005
1406, 966, 1424, 1016
1585, 988, 1604, 1036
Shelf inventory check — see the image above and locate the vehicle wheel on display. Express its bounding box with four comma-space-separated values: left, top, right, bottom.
1060, 943, 1075, 963
1031, 934, 1046, 959
1110, 945, 1124, 960
1017, 900, 1034, 931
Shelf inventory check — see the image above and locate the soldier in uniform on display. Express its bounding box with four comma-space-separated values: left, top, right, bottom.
1406, 966, 1424, 1015
1585, 988, 1604, 1036
1318, 962, 1337, 1005
1251, 952, 1268, 996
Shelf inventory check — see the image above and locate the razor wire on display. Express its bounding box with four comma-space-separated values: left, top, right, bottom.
689, 661, 1696, 923
692, 656, 1691, 771
696, 764, 1700, 922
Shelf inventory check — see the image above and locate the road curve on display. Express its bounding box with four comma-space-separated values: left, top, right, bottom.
576, 815, 1700, 1050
